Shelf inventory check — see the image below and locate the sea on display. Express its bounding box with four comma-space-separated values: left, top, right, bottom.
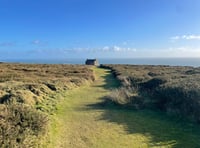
1, 58, 200, 67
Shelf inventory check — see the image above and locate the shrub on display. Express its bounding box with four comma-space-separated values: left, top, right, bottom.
153, 86, 200, 122
101, 64, 200, 122
0, 103, 48, 147
140, 77, 167, 91
0, 63, 95, 146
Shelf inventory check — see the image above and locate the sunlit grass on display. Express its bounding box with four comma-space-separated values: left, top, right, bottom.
0, 63, 95, 147
46, 68, 200, 148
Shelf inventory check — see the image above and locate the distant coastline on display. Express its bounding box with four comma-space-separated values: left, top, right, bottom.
1, 57, 200, 67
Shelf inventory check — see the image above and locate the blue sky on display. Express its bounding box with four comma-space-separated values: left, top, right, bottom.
0, 0, 200, 59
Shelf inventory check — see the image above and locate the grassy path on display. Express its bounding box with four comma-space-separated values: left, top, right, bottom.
46, 68, 200, 148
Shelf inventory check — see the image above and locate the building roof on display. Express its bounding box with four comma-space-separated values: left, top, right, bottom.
85, 59, 99, 65
86, 59, 97, 62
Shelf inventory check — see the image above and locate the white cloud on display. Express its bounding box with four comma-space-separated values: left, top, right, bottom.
28, 46, 200, 58
122, 41, 127, 45
102, 46, 110, 51
32, 40, 41, 45
74, 46, 137, 53
113, 46, 121, 51
182, 35, 200, 40
170, 36, 180, 40
160, 47, 200, 57
29, 46, 137, 57
170, 35, 200, 41
103, 46, 136, 52
0, 42, 15, 47
31, 40, 47, 46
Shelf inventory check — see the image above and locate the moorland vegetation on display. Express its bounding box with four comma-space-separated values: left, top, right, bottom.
0, 63, 95, 147
101, 64, 200, 123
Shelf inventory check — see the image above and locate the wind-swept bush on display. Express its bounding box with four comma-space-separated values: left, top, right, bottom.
153, 86, 200, 122
102, 64, 200, 122
0, 103, 48, 147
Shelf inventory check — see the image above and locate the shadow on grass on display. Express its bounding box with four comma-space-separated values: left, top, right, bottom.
85, 99, 200, 147
85, 68, 200, 147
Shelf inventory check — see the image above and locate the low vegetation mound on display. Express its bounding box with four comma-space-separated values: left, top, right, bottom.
0, 63, 95, 105
101, 64, 200, 123
0, 63, 95, 147
0, 103, 48, 147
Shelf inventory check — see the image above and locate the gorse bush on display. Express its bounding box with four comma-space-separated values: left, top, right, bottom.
0, 64, 95, 147
0, 103, 48, 147
153, 86, 200, 122
101, 64, 200, 122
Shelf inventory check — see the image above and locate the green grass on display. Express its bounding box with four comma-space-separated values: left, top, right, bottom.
45, 68, 200, 148
0, 63, 95, 147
